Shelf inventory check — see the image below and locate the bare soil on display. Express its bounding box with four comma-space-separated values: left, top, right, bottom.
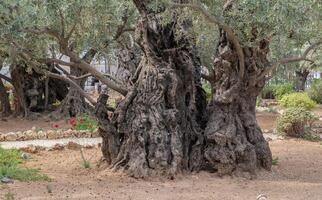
1, 140, 322, 200
1, 107, 322, 199
0, 117, 70, 133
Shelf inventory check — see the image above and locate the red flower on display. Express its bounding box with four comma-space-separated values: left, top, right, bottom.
69, 118, 77, 127
53, 124, 59, 128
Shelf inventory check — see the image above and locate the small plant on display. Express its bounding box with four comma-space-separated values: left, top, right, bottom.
0, 147, 49, 182
4, 192, 14, 200
202, 81, 212, 101
279, 92, 316, 110
303, 133, 321, 142
277, 107, 318, 138
308, 79, 322, 104
272, 157, 279, 166
69, 114, 98, 132
272, 83, 294, 100
80, 149, 91, 169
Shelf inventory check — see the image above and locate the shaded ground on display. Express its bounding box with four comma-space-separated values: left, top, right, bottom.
1, 140, 322, 200
0, 117, 70, 133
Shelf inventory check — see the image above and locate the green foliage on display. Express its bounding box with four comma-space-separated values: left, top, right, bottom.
272, 84, 294, 100
202, 81, 212, 101
308, 79, 322, 104
74, 114, 98, 132
80, 149, 91, 169
272, 157, 279, 166
0, 147, 49, 182
303, 133, 321, 142
277, 107, 318, 137
279, 92, 316, 110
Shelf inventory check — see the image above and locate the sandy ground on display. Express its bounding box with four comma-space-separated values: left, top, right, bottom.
1, 106, 322, 199
1, 140, 322, 200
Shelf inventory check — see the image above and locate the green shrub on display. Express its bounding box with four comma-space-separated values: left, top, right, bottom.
279, 92, 316, 110
308, 79, 322, 104
272, 83, 294, 100
0, 147, 49, 182
69, 114, 98, 132
277, 107, 318, 138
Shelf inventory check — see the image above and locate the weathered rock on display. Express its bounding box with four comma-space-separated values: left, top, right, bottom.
1, 177, 14, 184
49, 144, 64, 151
47, 130, 56, 140
20, 145, 41, 154
5, 132, 18, 141
37, 130, 47, 139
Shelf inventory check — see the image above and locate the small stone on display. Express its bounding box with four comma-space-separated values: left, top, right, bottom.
263, 129, 270, 133
5, 132, 18, 141
1, 177, 14, 184
91, 131, 100, 138
37, 130, 47, 139
66, 141, 82, 150
20, 145, 39, 154
31, 126, 37, 131
49, 144, 64, 151
47, 130, 57, 140
25, 130, 38, 140
21, 153, 29, 160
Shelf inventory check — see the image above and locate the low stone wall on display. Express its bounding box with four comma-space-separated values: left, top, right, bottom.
0, 129, 100, 142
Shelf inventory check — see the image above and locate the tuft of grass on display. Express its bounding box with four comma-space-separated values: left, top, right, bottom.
80, 149, 91, 169
4, 192, 14, 200
0, 147, 49, 182
303, 133, 321, 142
272, 157, 279, 166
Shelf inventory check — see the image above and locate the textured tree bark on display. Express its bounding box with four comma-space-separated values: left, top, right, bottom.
295, 69, 309, 92
96, 0, 207, 178
204, 30, 272, 176
115, 45, 141, 86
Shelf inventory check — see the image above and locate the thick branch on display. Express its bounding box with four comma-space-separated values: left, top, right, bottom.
259, 41, 322, 80
171, 2, 245, 78
61, 49, 128, 96
0, 74, 12, 83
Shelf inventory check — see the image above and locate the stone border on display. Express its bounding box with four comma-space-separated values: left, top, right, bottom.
0, 129, 100, 142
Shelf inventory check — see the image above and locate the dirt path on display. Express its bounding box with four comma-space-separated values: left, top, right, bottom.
0, 117, 70, 133
1, 139, 322, 200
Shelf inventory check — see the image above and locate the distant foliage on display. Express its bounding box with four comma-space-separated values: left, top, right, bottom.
308, 79, 322, 104
272, 84, 295, 100
279, 92, 316, 110
277, 107, 318, 138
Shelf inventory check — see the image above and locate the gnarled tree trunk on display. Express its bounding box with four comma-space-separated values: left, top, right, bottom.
295, 69, 309, 92
96, 0, 207, 178
115, 44, 141, 87
204, 30, 272, 176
